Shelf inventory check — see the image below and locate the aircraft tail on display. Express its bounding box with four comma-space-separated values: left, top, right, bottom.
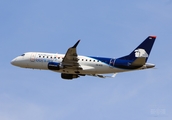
118, 36, 156, 67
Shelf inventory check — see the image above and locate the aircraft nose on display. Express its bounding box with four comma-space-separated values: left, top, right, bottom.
11, 56, 27, 68
11, 58, 17, 66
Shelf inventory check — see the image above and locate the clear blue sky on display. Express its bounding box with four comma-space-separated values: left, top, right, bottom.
0, 0, 172, 120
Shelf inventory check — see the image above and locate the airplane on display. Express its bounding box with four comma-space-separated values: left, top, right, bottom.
11, 36, 156, 80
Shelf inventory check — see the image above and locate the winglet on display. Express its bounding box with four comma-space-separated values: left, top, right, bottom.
72, 40, 80, 48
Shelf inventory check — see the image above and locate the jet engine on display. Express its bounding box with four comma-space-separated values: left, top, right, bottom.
48, 62, 62, 70
61, 73, 79, 80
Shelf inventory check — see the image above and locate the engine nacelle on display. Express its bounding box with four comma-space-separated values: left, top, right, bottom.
61, 73, 79, 80
48, 62, 61, 70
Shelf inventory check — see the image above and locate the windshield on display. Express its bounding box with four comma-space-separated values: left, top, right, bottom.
21, 54, 25, 56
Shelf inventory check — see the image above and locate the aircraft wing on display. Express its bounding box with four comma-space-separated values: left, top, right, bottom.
89, 73, 117, 78
62, 40, 82, 69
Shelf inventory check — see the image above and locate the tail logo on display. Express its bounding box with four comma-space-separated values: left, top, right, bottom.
134, 49, 148, 58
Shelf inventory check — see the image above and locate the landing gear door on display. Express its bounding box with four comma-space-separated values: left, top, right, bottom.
109, 58, 115, 68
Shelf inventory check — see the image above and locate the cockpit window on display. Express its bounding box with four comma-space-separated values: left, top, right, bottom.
21, 54, 25, 56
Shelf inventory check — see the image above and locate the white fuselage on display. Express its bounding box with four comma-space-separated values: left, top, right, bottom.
11, 52, 133, 75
